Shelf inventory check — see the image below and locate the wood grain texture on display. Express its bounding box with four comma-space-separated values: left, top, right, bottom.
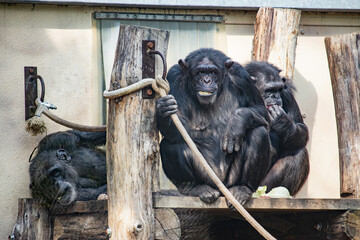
53, 213, 108, 240
12, 199, 360, 239
154, 208, 181, 239
10, 199, 51, 240
154, 196, 360, 211
49, 197, 360, 214
106, 25, 169, 239
325, 32, 360, 198
252, 7, 301, 80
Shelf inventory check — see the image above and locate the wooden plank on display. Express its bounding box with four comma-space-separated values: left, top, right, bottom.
47, 197, 360, 214
52, 207, 180, 240
51, 204, 360, 240
252, 7, 301, 80
49, 199, 108, 215
154, 196, 360, 211
154, 208, 181, 239
325, 32, 360, 198
10, 199, 51, 240
53, 212, 108, 240
12, 199, 360, 240
106, 25, 169, 239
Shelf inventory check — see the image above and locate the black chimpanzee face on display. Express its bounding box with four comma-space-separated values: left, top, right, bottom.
191, 58, 220, 105
262, 81, 284, 108
30, 150, 79, 206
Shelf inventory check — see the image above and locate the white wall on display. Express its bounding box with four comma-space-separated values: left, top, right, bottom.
0, 4, 102, 238
0, 4, 359, 238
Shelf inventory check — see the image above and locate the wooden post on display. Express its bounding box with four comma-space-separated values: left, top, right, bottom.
325, 32, 360, 198
252, 7, 301, 80
10, 199, 51, 240
106, 25, 169, 239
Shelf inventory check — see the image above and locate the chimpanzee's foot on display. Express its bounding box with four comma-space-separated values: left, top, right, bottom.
226, 185, 253, 208
180, 184, 220, 203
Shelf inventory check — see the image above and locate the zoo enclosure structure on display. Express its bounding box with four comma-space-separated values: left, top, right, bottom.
11, 5, 360, 240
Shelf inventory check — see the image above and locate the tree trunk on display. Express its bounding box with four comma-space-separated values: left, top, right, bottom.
106, 25, 169, 239
325, 32, 360, 198
252, 7, 301, 80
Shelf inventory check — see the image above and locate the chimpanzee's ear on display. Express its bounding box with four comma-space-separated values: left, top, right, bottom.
282, 77, 290, 89
178, 59, 188, 72
225, 59, 234, 69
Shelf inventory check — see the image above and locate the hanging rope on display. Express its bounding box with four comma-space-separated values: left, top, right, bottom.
103, 75, 276, 240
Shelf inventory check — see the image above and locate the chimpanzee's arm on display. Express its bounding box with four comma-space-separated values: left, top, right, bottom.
269, 90, 308, 152
70, 130, 106, 148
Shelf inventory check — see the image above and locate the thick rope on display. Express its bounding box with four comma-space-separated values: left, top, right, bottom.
104, 77, 276, 240
42, 108, 106, 132
29, 98, 106, 133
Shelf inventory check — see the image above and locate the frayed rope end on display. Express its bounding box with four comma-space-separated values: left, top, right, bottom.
26, 116, 47, 136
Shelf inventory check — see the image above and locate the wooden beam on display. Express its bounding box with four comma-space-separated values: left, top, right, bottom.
252, 7, 301, 80
47, 197, 360, 215
325, 32, 360, 198
106, 25, 169, 239
154, 196, 360, 211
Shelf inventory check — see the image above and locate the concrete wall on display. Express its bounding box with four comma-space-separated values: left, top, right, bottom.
0, 4, 102, 238
0, 4, 359, 238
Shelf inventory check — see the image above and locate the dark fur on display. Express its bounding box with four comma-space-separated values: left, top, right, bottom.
245, 61, 309, 195
156, 48, 271, 206
29, 130, 107, 207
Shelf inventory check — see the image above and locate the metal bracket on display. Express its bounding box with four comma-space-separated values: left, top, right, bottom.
24, 66, 38, 120
142, 40, 156, 99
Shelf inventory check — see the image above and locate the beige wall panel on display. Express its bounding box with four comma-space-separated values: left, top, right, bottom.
294, 25, 360, 198
0, 4, 100, 238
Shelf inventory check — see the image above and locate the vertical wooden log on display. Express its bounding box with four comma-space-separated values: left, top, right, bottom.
106, 25, 169, 239
252, 7, 301, 80
10, 199, 51, 240
325, 32, 360, 198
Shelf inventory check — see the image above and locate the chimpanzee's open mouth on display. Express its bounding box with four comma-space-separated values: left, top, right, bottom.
198, 91, 215, 96
266, 104, 279, 109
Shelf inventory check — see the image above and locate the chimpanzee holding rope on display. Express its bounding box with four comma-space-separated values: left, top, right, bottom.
156, 48, 271, 207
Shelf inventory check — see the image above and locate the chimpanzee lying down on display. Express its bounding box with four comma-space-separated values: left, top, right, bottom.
29, 130, 107, 207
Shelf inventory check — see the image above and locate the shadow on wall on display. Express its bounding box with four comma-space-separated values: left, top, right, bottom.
293, 68, 317, 197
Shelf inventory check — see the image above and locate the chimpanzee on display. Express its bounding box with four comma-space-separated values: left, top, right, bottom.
156, 48, 271, 206
29, 130, 107, 207
245, 61, 309, 195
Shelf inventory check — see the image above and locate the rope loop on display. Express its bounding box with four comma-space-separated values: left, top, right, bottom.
152, 76, 170, 95
103, 76, 170, 99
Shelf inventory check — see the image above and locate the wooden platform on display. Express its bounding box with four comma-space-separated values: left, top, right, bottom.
155, 195, 360, 211
11, 196, 360, 240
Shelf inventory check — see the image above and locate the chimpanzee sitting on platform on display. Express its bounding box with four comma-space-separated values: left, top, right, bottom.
156, 48, 271, 207
245, 61, 309, 195
29, 130, 107, 207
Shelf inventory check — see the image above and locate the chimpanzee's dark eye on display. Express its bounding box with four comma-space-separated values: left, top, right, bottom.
263, 92, 271, 98
50, 169, 61, 178
56, 149, 71, 162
